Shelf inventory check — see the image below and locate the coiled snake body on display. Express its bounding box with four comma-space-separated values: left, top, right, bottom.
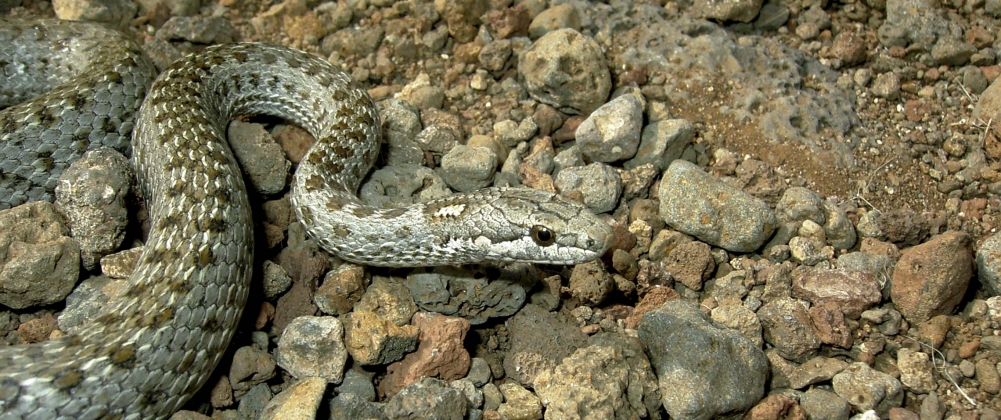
0, 19, 612, 419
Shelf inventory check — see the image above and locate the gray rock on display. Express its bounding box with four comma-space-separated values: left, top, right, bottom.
822, 201, 857, 250
227, 121, 290, 195
54, 148, 132, 270
415, 124, 460, 154
710, 305, 763, 347
157, 15, 237, 44
379, 99, 424, 166
791, 268, 882, 319
504, 304, 588, 387
276, 316, 348, 384
466, 357, 492, 388
494, 118, 538, 148
897, 348, 935, 394
0, 202, 80, 309
659, 160, 777, 252
553, 145, 585, 174
831, 362, 903, 415
871, 72, 900, 99
554, 162, 622, 214
757, 297, 822, 362
692, 0, 764, 22
237, 383, 274, 420
931, 37, 977, 66
976, 231, 1001, 296
776, 187, 825, 225
261, 261, 292, 300
638, 299, 767, 420
383, 378, 467, 420
335, 369, 377, 401
439, 145, 498, 193
575, 94, 643, 162
403, 265, 532, 325
529, 3, 582, 38
329, 393, 385, 420
799, 388, 851, 420
359, 164, 451, 208
623, 119, 694, 171
787, 356, 849, 389
881, 0, 951, 50
754, 2, 790, 30
518, 28, 611, 115
534, 333, 661, 420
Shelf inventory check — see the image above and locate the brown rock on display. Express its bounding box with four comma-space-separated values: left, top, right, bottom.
17, 313, 57, 344
809, 305, 853, 349
890, 231, 973, 324
888, 407, 920, 420
380, 312, 471, 397
792, 269, 881, 319
484, 5, 530, 39
829, 31, 867, 65
958, 338, 980, 359
210, 375, 234, 408
664, 241, 715, 291
743, 394, 807, 420
917, 315, 952, 349
625, 286, 680, 329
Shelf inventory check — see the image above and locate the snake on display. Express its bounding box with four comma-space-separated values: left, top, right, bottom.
0, 18, 613, 419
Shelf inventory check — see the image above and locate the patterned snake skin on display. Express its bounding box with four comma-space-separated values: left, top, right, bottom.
0, 19, 613, 419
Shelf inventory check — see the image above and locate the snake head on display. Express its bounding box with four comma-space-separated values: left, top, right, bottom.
468, 188, 614, 265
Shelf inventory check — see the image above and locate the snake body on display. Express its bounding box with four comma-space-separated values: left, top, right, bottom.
0, 19, 612, 419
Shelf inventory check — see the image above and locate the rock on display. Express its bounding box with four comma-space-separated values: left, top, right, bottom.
404, 265, 531, 325
226, 121, 290, 195
554, 162, 623, 214
568, 260, 615, 305
518, 28, 611, 115
439, 145, 498, 192
261, 260, 292, 300
314, 263, 368, 315
623, 119, 694, 171
977, 358, 1001, 394
497, 382, 543, 420
831, 362, 903, 415
799, 388, 851, 420
504, 304, 588, 386
976, 231, 1001, 296
0, 202, 80, 309
259, 377, 326, 420
692, 0, 764, 22
54, 148, 132, 270
791, 269, 881, 319
788, 356, 849, 390
663, 241, 715, 291
897, 348, 935, 394
380, 312, 471, 397
659, 160, 776, 252
891, 231, 973, 323
355, 277, 418, 327
809, 305, 854, 348
744, 394, 807, 420
466, 357, 492, 388
528, 3, 582, 39
534, 333, 661, 420
236, 383, 273, 420
276, 316, 348, 384
343, 310, 419, 365
383, 377, 467, 420
638, 299, 767, 420
328, 393, 386, 420
575, 94, 643, 162
230, 346, 277, 395
758, 297, 822, 362
335, 369, 377, 401
710, 304, 764, 347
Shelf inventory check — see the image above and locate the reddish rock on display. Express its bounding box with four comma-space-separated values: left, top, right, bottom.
743, 394, 807, 420
792, 269, 881, 319
809, 305, 853, 349
891, 231, 973, 324
17, 313, 57, 344
484, 5, 531, 39
664, 241, 715, 291
888, 407, 920, 420
625, 286, 680, 329
380, 312, 471, 397
958, 338, 980, 359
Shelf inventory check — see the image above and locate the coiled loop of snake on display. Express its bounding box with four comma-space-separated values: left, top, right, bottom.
0, 19, 612, 419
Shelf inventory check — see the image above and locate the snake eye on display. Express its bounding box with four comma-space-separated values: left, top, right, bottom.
531, 225, 555, 246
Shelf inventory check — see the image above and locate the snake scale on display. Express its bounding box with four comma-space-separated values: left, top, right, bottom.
0, 18, 613, 419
